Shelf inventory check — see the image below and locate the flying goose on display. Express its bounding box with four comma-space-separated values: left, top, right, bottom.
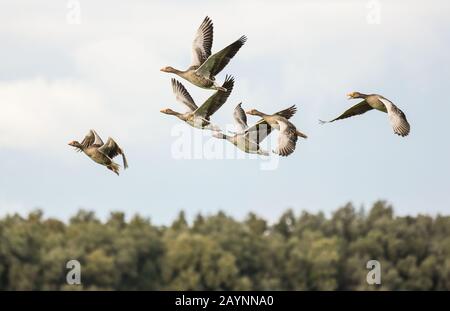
320, 92, 410, 137
68, 130, 128, 176
213, 103, 298, 156
160, 75, 234, 131
246, 106, 308, 157
160, 16, 246, 91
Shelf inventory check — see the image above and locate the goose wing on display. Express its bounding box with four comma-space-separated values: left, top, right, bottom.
273, 120, 298, 157
98, 138, 129, 169
378, 97, 410, 137
320, 101, 373, 123
233, 103, 248, 132
171, 79, 198, 111
195, 36, 246, 79
81, 129, 104, 149
191, 16, 214, 68
194, 75, 234, 119
244, 119, 272, 144
275, 105, 297, 119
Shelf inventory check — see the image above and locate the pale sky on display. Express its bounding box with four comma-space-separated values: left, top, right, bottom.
1, 0, 449, 224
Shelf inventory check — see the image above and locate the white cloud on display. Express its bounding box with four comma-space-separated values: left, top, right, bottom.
0, 78, 106, 151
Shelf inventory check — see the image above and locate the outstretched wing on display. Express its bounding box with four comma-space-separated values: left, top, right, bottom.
98, 138, 129, 169
191, 16, 214, 68
196, 36, 247, 78
275, 105, 297, 119
171, 79, 198, 111
194, 75, 234, 118
320, 101, 373, 123
233, 103, 248, 132
378, 97, 410, 137
81, 129, 104, 149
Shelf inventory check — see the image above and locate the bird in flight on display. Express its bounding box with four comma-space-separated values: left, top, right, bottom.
213, 103, 299, 156
320, 92, 410, 137
160, 75, 235, 132
160, 16, 246, 92
68, 129, 128, 175
246, 106, 308, 157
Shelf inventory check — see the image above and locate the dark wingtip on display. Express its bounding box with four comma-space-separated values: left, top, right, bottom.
171, 78, 179, 89
172, 78, 187, 93
318, 119, 327, 125
203, 16, 212, 24
225, 74, 235, 82
223, 75, 235, 91
239, 35, 248, 43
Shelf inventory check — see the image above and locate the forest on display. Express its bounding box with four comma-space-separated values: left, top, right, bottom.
1, 201, 449, 290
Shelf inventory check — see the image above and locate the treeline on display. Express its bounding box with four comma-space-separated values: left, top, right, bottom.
1, 201, 450, 290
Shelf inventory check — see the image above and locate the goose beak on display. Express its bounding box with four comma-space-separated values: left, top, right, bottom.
346, 93, 353, 99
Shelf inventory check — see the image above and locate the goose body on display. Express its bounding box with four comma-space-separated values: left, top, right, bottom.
161, 75, 234, 132
212, 103, 280, 156
246, 106, 308, 157
160, 16, 246, 91
68, 130, 128, 175
215, 132, 267, 156
213, 104, 301, 156
320, 92, 410, 137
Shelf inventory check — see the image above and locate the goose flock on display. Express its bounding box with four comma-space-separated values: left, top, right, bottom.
69, 16, 411, 175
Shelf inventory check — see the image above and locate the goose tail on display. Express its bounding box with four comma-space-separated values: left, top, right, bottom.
296, 130, 308, 139
108, 162, 120, 176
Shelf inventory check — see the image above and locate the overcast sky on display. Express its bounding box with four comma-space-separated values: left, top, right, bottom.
1, 0, 449, 224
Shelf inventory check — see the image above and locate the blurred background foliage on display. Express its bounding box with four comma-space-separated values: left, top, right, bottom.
1, 200, 450, 290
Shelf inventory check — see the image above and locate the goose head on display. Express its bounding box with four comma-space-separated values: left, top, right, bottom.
160, 66, 177, 73
245, 109, 264, 117
68, 140, 83, 151
347, 92, 364, 99
160, 108, 178, 115
68, 140, 80, 147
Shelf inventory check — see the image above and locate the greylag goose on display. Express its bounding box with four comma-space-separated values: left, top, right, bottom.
68, 129, 128, 176
246, 106, 308, 157
320, 92, 410, 137
213, 103, 298, 156
160, 16, 246, 91
160, 75, 234, 131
